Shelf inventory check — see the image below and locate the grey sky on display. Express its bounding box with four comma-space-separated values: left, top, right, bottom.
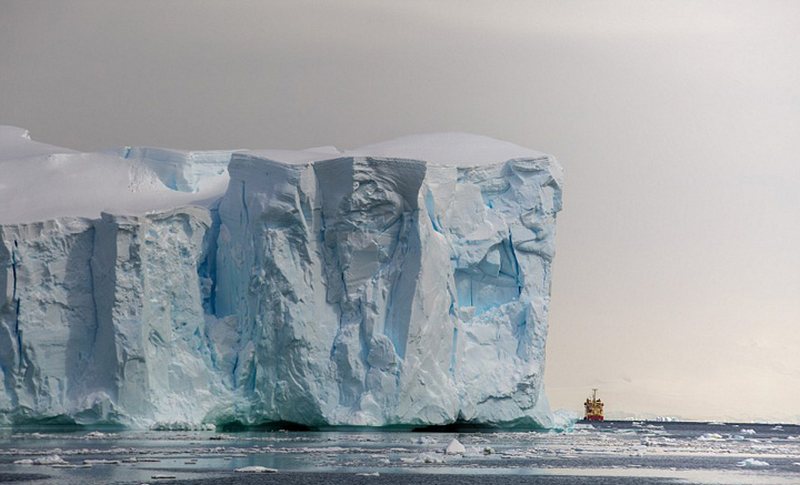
1, 0, 798, 422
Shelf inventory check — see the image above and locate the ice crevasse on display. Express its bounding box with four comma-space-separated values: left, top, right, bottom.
0, 126, 565, 429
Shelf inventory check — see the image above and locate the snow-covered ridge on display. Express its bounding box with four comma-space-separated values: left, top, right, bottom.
0, 126, 563, 429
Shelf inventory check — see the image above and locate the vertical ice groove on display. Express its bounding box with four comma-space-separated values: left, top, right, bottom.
449, 326, 458, 376
9, 241, 16, 302
9, 242, 22, 371
240, 181, 248, 225
507, 234, 522, 295
13, 300, 21, 371
85, 226, 101, 368
198, 205, 221, 314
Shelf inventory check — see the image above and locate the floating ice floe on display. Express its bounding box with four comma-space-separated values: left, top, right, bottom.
445, 438, 466, 455
234, 466, 278, 473
736, 458, 769, 468
697, 433, 725, 441
13, 454, 68, 465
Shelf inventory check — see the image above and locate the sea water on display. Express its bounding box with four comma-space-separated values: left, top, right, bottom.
1, 421, 799, 484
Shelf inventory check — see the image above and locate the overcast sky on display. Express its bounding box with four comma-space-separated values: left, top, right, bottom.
1, 0, 798, 422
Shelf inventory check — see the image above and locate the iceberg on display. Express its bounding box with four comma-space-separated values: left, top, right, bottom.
0, 126, 563, 428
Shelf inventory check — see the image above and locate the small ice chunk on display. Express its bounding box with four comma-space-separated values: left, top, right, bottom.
445, 438, 466, 455
235, 466, 278, 473
737, 458, 769, 468
38, 455, 69, 465
15, 455, 68, 465
356, 472, 380, 476
84, 459, 121, 465
697, 433, 725, 441
740, 428, 757, 435
417, 453, 444, 464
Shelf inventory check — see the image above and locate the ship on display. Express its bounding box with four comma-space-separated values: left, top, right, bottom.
583, 388, 604, 421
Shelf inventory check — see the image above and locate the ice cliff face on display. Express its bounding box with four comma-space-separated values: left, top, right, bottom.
0, 127, 563, 428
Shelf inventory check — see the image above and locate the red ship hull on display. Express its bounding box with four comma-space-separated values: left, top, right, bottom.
585, 415, 604, 421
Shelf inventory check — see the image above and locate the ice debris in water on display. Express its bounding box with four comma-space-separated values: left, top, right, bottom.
13, 454, 68, 465
736, 458, 769, 468
445, 438, 466, 455
151, 422, 216, 431
0, 127, 564, 429
235, 466, 278, 473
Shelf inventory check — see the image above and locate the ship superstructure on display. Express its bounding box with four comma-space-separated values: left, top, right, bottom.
583, 388, 604, 421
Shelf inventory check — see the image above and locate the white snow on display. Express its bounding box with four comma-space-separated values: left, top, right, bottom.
0, 126, 75, 162
0, 127, 235, 224
350, 132, 553, 168
0, 127, 563, 429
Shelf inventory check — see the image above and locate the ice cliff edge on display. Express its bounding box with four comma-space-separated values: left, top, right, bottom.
0, 126, 564, 429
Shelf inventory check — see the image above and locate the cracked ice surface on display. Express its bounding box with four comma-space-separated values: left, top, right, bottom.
0, 127, 563, 428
